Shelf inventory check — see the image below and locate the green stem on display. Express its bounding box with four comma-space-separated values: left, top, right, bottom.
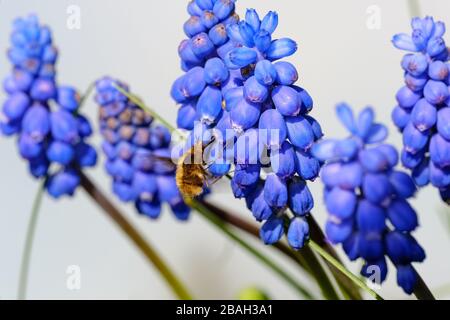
407, 0, 421, 17
18, 179, 46, 300
307, 216, 363, 300
79, 172, 193, 300
308, 240, 384, 300
200, 200, 339, 300
187, 198, 315, 299
78, 82, 95, 109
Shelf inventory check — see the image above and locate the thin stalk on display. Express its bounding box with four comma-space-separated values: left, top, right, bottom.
186, 197, 315, 299
200, 200, 340, 300
413, 268, 435, 300
403, 0, 436, 301
18, 179, 46, 300
407, 0, 421, 18
78, 82, 95, 109
79, 172, 192, 300
308, 216, 363, 300
308, 240, 384, 301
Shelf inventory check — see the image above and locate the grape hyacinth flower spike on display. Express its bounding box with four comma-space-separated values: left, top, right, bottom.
1, 14, 97, 198
172, 0, 239, 130
172, 6, 322, 250
95, 76, 190, 220
312, 103, 426, 294
392, 16, 450, 202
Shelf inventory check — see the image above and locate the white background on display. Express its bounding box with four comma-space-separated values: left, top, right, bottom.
0, 0, 449, 300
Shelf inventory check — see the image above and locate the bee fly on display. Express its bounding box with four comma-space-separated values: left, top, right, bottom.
153, 136, 227, 198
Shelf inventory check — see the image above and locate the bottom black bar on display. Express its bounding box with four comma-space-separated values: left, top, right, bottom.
0, 300, 445, 318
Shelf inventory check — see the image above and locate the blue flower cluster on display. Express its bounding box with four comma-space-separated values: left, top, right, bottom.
1, 15, 97, 198
392, 17, 450, 202
172, 0, 238, 130
312, 104, 425, 294
95, 77, 190, 220
172, 3, 322, 250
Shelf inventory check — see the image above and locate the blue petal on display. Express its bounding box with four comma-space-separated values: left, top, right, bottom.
397, 264, 417, 295
244, 76, 269, 103
424, 80, 449, 105
389, 171, 417, 198
260, 11, 278, 34
190, 32, 214, 59
392, 33, 419, 51
156, 175, 180, 202
356, 107, 375, 140
238, 21, 255, 47
21, 104, 50, 141
170, 196, 191, 221
429, 160, 450, 188
272, 85, 301, 116
437, 108, 450, 140
274, 61, 298, 86
365, 123, 388, 144
2, 92, 30, 121
254, 60, 277, 86
226, 47, 257, 68
258, 108, 287, 148
233, 164, 260, 186
412, 158, 430, 187
18, 134, 42, 159
356, 200, 386, 233
285, 116, 315, 150
396, 86, 421, 109
75, 142, 97, 167
287, 217, 309, 250
50, 110, 79, 143
359, 148, 390, 173
288, 177, 314, 216
264, 174, 288, 208
343, 233, 360, 261
270, 141, 296, 179
260, 216, 284, 245
325, 218, 353, 244
325, 187, 357, 220
311, 139, 338, 162
362, 173, 392, 204
387, 199, 418, 232
132, 171, 157, 198
214, 0, 235, 20
235, 129, 264, 164
46, 141, 75, 165
336, 103, 356, 134
246, 182, 273, 221
230, 99, 261, 133
198, 85, 223, 125
358, 232, 384, 261
46, 169, 80, 198
245, 8, 260, 32
266, 38, 297, 61
392, 106, 411, 130
430, 133, 450, 168
361, 258, 388, 284
57, 86, 80, 111
136, 198, 161, 219
375, 144, 399, 167
294, 148, 320, 181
